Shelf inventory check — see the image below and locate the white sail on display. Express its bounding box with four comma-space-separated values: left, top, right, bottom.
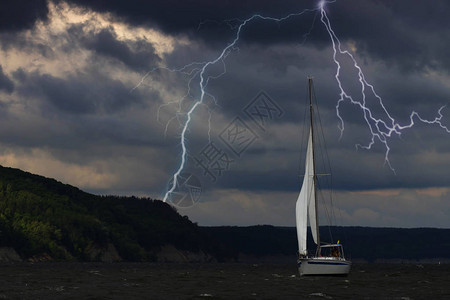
296, 128, 315, 255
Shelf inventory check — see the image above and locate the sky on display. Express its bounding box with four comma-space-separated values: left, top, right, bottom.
0, 0, 449, 228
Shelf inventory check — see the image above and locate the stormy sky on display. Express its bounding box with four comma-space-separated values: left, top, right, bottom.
0, 0, 449, 228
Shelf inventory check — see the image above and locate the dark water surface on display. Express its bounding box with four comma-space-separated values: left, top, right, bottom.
0, 263, 449, 299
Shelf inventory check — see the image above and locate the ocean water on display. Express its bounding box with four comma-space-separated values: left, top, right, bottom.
0, 263, 448, 299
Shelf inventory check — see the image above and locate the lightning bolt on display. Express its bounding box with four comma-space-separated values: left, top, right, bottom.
133, 0, 449, 204
319, 3, 450, 173
160, 6, 322, 203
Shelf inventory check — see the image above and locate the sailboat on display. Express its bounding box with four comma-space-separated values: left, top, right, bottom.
296, 77, 351, 276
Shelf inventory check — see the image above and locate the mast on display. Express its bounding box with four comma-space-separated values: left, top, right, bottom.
308, 77, 321, 256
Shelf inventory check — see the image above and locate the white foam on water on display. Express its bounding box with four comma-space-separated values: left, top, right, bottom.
309, 292, 333, 299
88, 270, 104, 276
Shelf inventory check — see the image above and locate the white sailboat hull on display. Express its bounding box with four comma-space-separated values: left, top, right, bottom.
298, 257, 351, 276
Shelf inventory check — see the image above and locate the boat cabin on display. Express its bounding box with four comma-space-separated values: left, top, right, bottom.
320, 244, 345, 259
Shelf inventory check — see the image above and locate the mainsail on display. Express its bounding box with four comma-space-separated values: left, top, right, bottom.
295, 127, 317, 255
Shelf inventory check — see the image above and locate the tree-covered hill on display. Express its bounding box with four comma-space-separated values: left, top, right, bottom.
0, 165, 226, 262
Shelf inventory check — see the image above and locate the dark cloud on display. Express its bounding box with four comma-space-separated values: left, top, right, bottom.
0, 0, 48, 32
59, 0, 322, 50
13, 68, 146, 114
81, 28, 161, 72
3, 0, 447, 73
0, 30, 56, 57
0, 65, 14, 93
330, 0, 450, 73
64, 0, 449, 73
65, 0, 316, 33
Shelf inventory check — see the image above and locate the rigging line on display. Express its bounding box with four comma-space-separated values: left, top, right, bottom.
298, 80, 310, 179
317, 101, 339, 242
337, 201, 349, 251
311, 80, 336, 243
316, 177, 332, 226
316, 183, 334, 243
313, 81, 332, 182
310, 81, 329, 191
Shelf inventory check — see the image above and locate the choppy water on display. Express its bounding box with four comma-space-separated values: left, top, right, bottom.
0, 263, 448, 299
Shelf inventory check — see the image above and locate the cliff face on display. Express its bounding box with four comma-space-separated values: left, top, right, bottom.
155, 245, 216, 263
0, 247, 22, 262
85, 243, 122, 263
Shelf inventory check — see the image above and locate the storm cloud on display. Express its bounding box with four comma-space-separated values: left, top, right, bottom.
0, 0, 449, 227
64, 0, 450, 73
